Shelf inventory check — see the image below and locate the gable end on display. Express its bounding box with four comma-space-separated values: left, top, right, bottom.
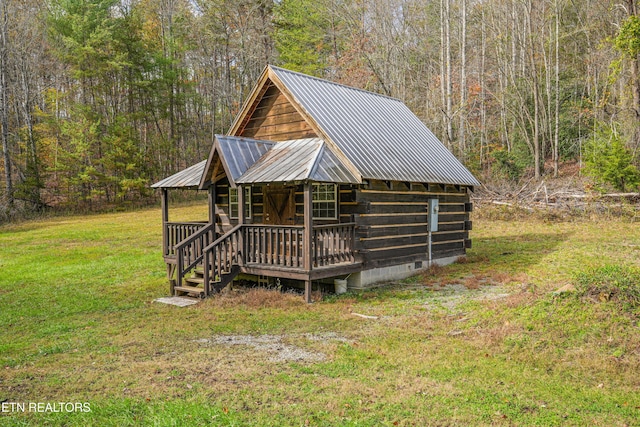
235, 81, 317, 141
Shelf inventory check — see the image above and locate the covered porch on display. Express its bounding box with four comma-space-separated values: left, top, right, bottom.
153, 136, 362, 302
162, 215, 360, 301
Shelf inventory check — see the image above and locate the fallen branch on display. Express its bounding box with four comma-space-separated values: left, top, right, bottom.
351, 312, 379, 320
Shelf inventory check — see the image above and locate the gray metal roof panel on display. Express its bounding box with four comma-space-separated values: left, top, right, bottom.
151, 160, 207, 189
215, 135, 275, 182
270, 66, 480, 187
237, 138, 359, 184
310, 144, 360, 183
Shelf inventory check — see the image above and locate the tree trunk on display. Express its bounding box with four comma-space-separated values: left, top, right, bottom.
554, 0, 560, 177
445, 0, 453, 147
0, 0, 12, 208
480, 7, 487, 172
526, 2, 542, 179
459, 0, 467, 159
439, 0, 447, 146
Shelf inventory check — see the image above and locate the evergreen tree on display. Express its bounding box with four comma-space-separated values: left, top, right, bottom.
584, 124, 640, 192
273, 0, 342, 76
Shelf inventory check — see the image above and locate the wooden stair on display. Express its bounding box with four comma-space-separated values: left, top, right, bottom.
174, 285, 205, 298
174, 264, 240, 298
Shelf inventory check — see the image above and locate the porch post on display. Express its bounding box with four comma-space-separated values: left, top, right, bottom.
304, 181, 313, 303
161, 188, 169, 257
237, 184, 245, 266
208, 183, 216, 225
161, 188, 174, 295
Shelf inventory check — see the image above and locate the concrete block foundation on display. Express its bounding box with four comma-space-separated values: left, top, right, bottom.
347, 255, 461, 290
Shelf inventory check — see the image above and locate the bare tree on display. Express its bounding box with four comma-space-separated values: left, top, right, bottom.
0, 0, 12, 208
553, 0, 561, 177
441, 0, 453, 147
458, 0, 467, 158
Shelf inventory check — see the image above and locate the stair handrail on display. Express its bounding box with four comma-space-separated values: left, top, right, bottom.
202, 224, 244, 295
175, 222, 216, 288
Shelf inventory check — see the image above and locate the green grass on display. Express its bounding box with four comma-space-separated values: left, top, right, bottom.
1, 204, 639, 426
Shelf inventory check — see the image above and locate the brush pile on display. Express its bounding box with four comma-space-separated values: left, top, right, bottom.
473, 176, 639, 219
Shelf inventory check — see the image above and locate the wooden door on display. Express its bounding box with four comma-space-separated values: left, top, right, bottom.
263, 187, 295, 225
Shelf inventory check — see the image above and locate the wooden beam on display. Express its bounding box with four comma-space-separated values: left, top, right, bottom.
237, 184, 245, 266
304, 182, 313, 303
238, 184, 245, 225
167, 264, 175, 296
239, 262, 362, 281
305, 280, 312, 304
161, 188, 169, 256
208, 185, 216, 225
303, 182, 313, 271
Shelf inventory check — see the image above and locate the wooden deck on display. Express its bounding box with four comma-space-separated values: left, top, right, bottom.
164, 222, 359, 297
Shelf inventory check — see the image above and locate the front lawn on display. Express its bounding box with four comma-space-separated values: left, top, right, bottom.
1, 204, 639, 426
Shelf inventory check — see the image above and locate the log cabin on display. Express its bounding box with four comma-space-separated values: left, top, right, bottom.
151, 65, 479, 302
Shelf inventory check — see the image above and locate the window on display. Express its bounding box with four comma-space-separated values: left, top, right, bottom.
229, 186, 251, 219
312, 183, 337, 219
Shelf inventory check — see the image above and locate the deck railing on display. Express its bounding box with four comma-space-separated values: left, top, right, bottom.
164, 221, 209, 257
170, 222, 357, 294
244, 225, 304, 267
175, 223, 216, 288
242, 223, 356, 268
202, 224, 243, 295
313, 223, 356, 267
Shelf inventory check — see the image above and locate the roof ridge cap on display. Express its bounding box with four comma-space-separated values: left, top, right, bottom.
305, 140, 325, 180
215, 134, 276, 144
268, 65, 402, 103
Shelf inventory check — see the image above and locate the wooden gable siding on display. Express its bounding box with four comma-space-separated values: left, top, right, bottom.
352, 180, 471, 269
237, 84, 317, 141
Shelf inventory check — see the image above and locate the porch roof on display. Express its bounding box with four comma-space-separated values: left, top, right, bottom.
154, 136, 359, 190
150, 160, 206, 189
236, 138, 359, 184
201, 135, 275, 188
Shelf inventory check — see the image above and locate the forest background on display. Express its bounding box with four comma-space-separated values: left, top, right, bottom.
1, 0, 640, 220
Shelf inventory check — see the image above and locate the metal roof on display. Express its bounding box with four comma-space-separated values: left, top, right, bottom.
151, 160, 206, 189
214, 135, 275, 185
153, 67, 480, 190
270, 66, 480, 187
236, 138, 359, 184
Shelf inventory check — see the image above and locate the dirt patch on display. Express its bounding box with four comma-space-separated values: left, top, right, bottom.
196, 332, 349, 363
422, 283, 512, 312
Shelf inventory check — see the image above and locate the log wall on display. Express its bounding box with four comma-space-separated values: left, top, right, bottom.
214, 178, 472, 271
353, 180, 472, 269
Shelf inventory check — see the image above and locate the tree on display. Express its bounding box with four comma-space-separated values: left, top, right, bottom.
584, 124, 640, 191
273, 0, 341, 76
0, 0, 12, 209
614, 3, 640, 118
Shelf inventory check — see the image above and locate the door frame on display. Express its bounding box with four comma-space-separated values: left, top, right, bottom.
263, 185, 296, 225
